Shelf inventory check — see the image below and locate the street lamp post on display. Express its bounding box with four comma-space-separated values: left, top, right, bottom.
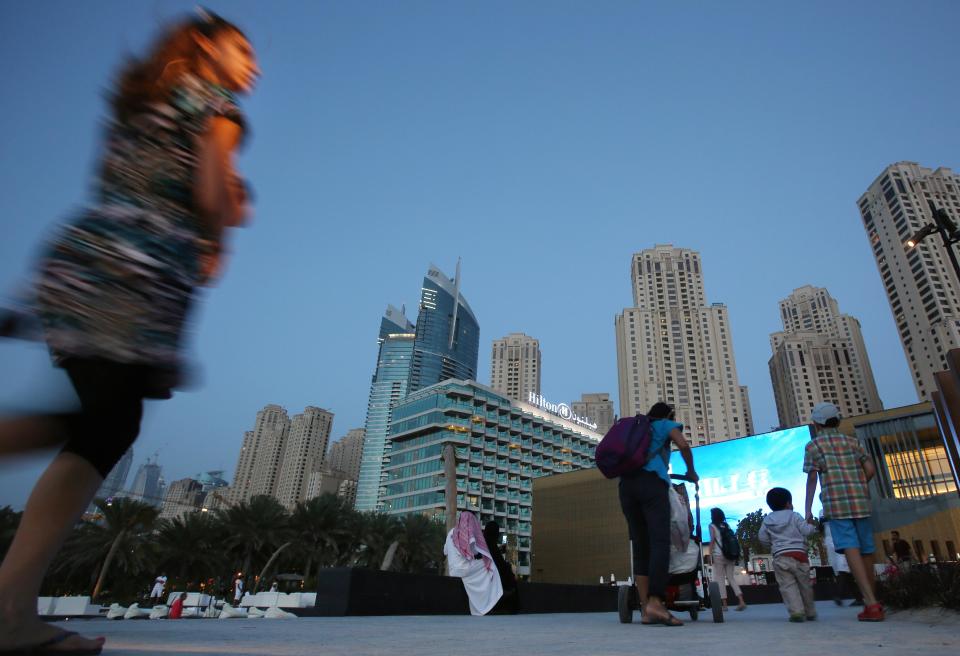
906, 200, 960, 288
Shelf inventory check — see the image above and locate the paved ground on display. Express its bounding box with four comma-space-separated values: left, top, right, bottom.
57, 602, 960, 656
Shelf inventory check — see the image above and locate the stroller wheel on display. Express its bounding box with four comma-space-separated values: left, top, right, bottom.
618, 585, 634, 623
689, 608, 699, 621
708, 582, 724, 623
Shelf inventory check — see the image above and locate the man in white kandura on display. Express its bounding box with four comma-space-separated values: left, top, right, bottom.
444, 512, 503, 616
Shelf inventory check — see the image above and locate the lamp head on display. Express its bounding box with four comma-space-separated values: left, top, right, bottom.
906, 223, 938, 249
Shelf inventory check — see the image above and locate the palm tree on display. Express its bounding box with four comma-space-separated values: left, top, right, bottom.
217, 495, 290, 587
155, 511, 225, 588
353, 512, 400, 570
331, 507, 367, 567
290, 494, 355, 583
69, 498, 160, 600
393, 513, 446, 574
48, 522, 104, 595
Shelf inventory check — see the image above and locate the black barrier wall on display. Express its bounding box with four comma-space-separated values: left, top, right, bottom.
303, 568, 850, 616
307, 568, 619, 616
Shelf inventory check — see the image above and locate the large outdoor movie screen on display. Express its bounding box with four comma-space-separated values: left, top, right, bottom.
668, 425, 823, 538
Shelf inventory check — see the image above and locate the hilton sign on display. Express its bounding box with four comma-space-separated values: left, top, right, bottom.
527, 392, 599, 431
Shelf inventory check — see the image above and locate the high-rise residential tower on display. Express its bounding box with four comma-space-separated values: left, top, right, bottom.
571, 393, 616, 434
229, 404, 290, 504
407, 262, 480, 393
858, 162, 960, 400
615, 245, 753, 445
490, 332, 541, 402
739, 386, 755, 435
159, 478, 204, 520
275, 406, 335, 509
356, 305, 416, 511
769, 285, 883, 427
327, 428, 365, 482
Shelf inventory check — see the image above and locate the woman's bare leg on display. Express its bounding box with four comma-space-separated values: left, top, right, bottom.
0, 451, 105, 651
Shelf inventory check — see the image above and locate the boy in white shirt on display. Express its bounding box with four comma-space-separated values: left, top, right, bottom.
759, 487, 816, 622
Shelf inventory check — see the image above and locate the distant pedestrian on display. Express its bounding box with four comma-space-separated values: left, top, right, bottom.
269, 581, 278, 593
168, 593, 188, 620
803, 402, 884, 621
891, 531, 913, 568
443, 512, 502, 616
708, 508, 746, 612
150, 574, 168, 601
233, 574, 244, 604
759, 488, 817, 622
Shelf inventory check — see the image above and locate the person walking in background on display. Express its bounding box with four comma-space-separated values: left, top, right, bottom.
233, 573, 245, 604
708, 508, 746, 611
0, 10, 258, 653
150, 574, 168, 602
804, 402, 884, 622
618, 402, 698, 626
759, 487, 817, 622
891, 530, 914, 569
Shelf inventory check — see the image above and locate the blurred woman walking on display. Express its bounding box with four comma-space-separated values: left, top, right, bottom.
0, 10, 259, 653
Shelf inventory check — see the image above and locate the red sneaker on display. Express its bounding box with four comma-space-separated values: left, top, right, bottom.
857, 604, 885, 622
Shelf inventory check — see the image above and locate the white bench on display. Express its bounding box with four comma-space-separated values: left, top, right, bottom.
37, 597, 56, 616
165, 592, 212, 607
51, 596, 100, 617
239, 592, 315, 608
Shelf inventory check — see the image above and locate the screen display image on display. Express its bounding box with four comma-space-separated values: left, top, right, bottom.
668, 425, 822, 539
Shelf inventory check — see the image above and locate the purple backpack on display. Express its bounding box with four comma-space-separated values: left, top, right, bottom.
595, 414, 653, 479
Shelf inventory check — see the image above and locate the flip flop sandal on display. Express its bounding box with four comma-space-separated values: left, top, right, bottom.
642, 613, 683, 627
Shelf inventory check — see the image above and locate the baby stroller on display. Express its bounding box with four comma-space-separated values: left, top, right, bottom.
618, 473, 725, 623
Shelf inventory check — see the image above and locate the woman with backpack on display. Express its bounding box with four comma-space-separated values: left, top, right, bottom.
709, 508, 747, 611
618, 402, 698, 626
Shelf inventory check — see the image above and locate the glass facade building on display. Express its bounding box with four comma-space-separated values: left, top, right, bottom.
839, 403, 960, 564
355, 306, 416, 511
382, 379, 601, 576
855, 410, 957, 500
408, 264, 479, 393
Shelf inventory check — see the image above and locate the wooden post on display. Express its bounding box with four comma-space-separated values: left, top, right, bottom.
443, 444, 457, 533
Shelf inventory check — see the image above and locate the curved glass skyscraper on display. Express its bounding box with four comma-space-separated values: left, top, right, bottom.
355, 263, 480, 511
408, 262, 479, 393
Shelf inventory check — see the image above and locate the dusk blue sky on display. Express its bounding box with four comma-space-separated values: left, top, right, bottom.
2, 1, 959, 509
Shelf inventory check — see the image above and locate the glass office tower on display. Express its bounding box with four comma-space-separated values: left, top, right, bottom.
408, 263, 479, 393
355, 305, 416, 511
356, 263, 480, 511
